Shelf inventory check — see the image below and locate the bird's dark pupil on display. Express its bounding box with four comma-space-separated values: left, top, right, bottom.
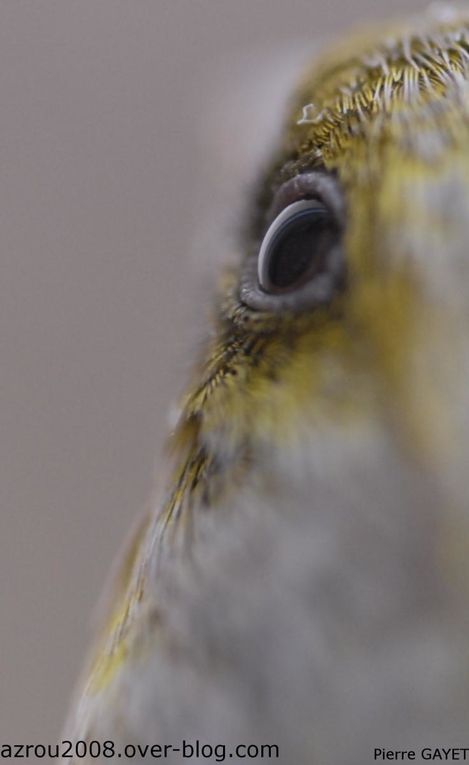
267, 209, 335, 291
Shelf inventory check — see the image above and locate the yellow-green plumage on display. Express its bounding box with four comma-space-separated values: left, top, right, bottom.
66, 8, 469, 763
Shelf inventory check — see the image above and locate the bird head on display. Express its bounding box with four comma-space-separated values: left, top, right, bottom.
70, 8, 469, 756
172, 7, 469, 537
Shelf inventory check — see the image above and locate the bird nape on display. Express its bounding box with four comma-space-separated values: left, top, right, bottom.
65, 7, 469, 765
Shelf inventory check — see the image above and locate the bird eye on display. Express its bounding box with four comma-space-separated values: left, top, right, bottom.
240, 172, 345, 313
258, 200, 339, 294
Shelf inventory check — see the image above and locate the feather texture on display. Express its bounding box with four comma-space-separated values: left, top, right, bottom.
65, 8, 469, 763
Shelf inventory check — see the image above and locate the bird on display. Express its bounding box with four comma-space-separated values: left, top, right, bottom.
64, 6, 469, 763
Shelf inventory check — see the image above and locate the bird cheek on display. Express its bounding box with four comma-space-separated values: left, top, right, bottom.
398, 299, 469, 517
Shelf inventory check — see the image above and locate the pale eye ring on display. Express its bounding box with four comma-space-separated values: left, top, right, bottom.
258, 199, 338, 294
240, 171, 345, 313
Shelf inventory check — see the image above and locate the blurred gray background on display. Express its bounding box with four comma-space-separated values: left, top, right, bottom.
0, 0, 428, 744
